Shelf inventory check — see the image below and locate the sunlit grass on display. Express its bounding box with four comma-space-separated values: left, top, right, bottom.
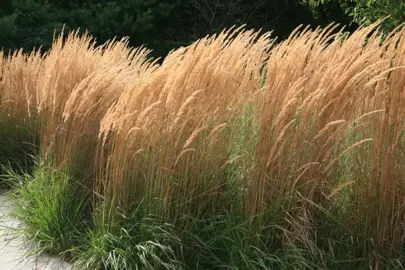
3, 22, 405, 269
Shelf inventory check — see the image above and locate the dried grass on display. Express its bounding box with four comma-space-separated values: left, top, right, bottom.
3, 22, 405, 265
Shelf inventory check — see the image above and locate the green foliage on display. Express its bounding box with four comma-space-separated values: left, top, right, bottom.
75, 208, 183, 270
348, 0, 405, 32
72, 193, 316, 270
310, 0, 404, 33
7, 165, 89, 260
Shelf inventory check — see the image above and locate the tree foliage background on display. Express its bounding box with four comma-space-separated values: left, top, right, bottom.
0, 0, 400, 57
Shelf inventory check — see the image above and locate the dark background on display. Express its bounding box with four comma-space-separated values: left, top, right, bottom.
0, 0, 401, 58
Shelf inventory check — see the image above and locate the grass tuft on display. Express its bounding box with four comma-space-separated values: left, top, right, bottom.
7, 164, 89, 261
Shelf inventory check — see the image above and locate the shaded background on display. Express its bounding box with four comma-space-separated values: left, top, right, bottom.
0, 0, 401, 58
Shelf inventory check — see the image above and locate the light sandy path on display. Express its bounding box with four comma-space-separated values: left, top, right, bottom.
0, 196, 72, 270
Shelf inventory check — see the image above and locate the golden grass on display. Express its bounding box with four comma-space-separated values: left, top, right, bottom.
3, 22, 405, 265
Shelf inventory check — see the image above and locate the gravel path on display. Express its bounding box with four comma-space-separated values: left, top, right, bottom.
0, 196, 72, 270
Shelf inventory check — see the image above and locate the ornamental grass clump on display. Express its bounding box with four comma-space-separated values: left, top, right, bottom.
3, 22, 405, 268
